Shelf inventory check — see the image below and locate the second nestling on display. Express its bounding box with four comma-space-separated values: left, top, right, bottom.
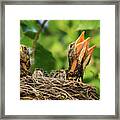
66, 31, 96, 82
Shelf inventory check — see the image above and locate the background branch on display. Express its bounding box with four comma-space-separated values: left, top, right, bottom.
32, 20, 48, 68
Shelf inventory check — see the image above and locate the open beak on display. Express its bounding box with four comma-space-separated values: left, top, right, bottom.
75, 37, 91, 55
75, 31, 85, 45
88, 45, 96, 57
69, 32, 85, 72
83, 45, 96, 70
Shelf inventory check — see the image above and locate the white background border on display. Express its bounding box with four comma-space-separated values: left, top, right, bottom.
5, 5, 115, 115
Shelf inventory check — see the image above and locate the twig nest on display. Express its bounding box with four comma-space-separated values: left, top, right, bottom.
20, 75, 99, 100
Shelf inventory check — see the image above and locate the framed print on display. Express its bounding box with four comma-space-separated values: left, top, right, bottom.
0, 0, 120, 119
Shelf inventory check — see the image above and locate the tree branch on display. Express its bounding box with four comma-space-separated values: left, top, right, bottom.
32, 20, 48, 69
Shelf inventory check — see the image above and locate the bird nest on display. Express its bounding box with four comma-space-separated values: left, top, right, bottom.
20, 75, 99, 100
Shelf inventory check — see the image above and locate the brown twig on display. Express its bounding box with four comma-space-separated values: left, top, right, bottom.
32, 20, 48, 67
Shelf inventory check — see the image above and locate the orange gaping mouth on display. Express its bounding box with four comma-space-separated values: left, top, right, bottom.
70, 31, 96, 73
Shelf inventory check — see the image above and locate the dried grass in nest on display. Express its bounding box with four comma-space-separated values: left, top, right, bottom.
20, 75, 99, 100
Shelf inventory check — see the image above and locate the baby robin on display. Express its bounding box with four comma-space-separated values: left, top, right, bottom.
67, 31, 96, 82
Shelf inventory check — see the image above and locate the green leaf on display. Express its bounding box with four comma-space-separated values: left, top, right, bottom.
24, 31, 36, 39
34, 43, 56, 73
38, 33, 68, 70
93, 47, 100, 59
20, 20, 41, 39
90, 34, 100, 48
83, 67, 95, 83
21, 20, 40, 32
20, 36, 33, 47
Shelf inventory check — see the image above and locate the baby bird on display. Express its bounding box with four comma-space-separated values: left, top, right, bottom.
67, 31, 96, 82
20, 45, 31, 77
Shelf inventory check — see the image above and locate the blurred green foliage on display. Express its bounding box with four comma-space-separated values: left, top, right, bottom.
20, 20, 100, 95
